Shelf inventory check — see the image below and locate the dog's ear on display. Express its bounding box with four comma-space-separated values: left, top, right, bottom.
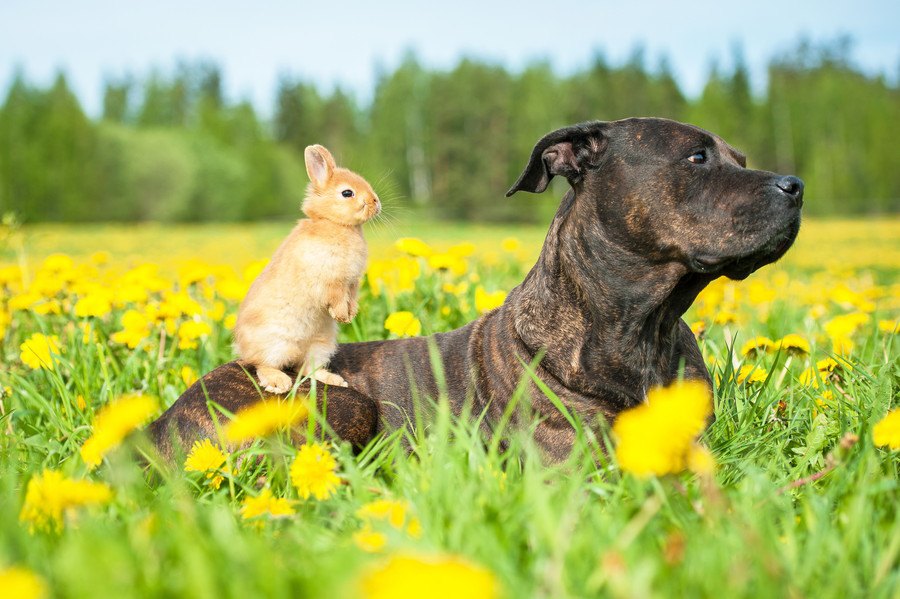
506, 122, 609, 196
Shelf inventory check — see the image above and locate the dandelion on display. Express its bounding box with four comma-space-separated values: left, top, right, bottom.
774, 334, 811, 356
73, 292, 112, 318
737, 365, 768, 385
110, 309, 152, 349
359, 553, 500, 599
878, 320, 899, 334
181, 365, 198, 387
384, 311, 422, 337
500, 237, 521, 252
19, 333, 61, 371
184, 439, 228, 489
357, 499, 410, 529
613, 381, 712, 477
686, 444, 716, 476
177, 319, 212, 350
240, 489, 295, 520
354, 527, 388, 552
713, 310, 738, 325
42, 253, 74, 272
0, 566, 47, 599
428, 253, 468, 276
19, 470, 112, 533
447, 242, 475, 258
356, 498, 422, 545
80, 394, 159, 469
224, 399, 308, 443
690, 320, 707, 338
873, 408, 900, 450
824, 312, 870, 341
474, 286, 506, 314
739, 336, 775, 358
290, 443, 341, 500
395, 237, 433, 258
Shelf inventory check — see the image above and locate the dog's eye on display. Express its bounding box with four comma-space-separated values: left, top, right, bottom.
687, 150, 707, 164
341, 189, 354, 198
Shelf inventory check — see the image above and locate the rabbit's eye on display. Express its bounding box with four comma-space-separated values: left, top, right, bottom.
341, 189, 354, 198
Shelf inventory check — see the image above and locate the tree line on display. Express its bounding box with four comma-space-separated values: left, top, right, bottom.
0, 38, 897, 223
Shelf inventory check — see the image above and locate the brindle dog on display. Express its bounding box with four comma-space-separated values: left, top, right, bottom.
149, 118, 803, 461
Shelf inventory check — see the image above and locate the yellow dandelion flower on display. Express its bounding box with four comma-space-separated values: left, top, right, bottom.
184, 439, 229, 489
19, 333, 61, 371
290, 443, 341, 500
19, 470, 112, 533
0, 308, 9, 341
89, 250, 111, 265
177, 319, 212, 350
354, 527, 388, 553
832, 336, 854, 355
878, 320, 899, 334
407, 517, 423, 538
737, 365, 768, 385
500, 237, 521, 252
215, 276, 249, 301
80, 394, 159, 469
824, 312, 870, 340
739, 336, 775, 358
690, 320, 707, 338
428, 253, 468, 276
110, 309, 151, 349
395, 237, 433, 258
240, 488, 295, 520
474, 286, 506, 314
357, 499, 409, 529
42, 253, 74, 272
359, 553, 500, 599
224, 314, 238, 329
873, 409, 900, 450
181, 365, 198, 387
224, 399, 308, 443
613, 381, 712, 477
185, 438, 227, 473
713, 310, 738, 325
73, 293, 112, 318
0, 566, 48, 599
775, 334, 810, 356
447, 242, 475, 258
686, 444, 716, 476
384, 311, 422, 337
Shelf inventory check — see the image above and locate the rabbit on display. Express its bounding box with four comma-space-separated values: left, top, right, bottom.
233, 144, 380, 394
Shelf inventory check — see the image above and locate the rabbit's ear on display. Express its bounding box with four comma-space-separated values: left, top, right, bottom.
304, 145, 336, 186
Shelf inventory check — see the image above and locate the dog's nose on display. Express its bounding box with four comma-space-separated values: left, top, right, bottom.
775, 175, 804, 207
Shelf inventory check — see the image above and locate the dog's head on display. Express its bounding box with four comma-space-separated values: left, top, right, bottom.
507, 118, 802, 280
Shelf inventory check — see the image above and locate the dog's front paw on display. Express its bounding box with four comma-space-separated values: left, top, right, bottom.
257, 368, 293, 394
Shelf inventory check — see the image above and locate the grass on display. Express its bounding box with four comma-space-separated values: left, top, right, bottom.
0, 217, 898, 598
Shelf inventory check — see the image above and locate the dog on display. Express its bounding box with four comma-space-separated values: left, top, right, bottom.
149, 118, 803, 461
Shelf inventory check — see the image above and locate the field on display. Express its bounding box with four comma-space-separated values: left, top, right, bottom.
1, 217, 898, 598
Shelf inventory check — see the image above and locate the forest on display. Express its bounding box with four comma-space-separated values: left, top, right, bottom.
0, 38, 897, 223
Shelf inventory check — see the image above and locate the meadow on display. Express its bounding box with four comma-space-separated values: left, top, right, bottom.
0, 216, 898, 598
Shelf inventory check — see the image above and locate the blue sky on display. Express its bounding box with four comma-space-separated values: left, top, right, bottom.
1, 0, 897, 116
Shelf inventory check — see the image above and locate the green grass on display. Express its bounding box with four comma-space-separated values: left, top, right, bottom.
0, 220, 898, 598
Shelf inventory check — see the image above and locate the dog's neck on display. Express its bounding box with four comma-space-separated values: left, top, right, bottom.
511, 190, 713, 406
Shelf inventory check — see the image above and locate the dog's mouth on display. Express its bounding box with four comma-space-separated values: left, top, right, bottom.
689, 215, 801, 280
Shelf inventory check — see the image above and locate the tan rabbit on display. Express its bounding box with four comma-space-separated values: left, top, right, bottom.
233, 144, 380, 393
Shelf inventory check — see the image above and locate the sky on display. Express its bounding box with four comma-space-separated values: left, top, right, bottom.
1, 0, 897, 117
